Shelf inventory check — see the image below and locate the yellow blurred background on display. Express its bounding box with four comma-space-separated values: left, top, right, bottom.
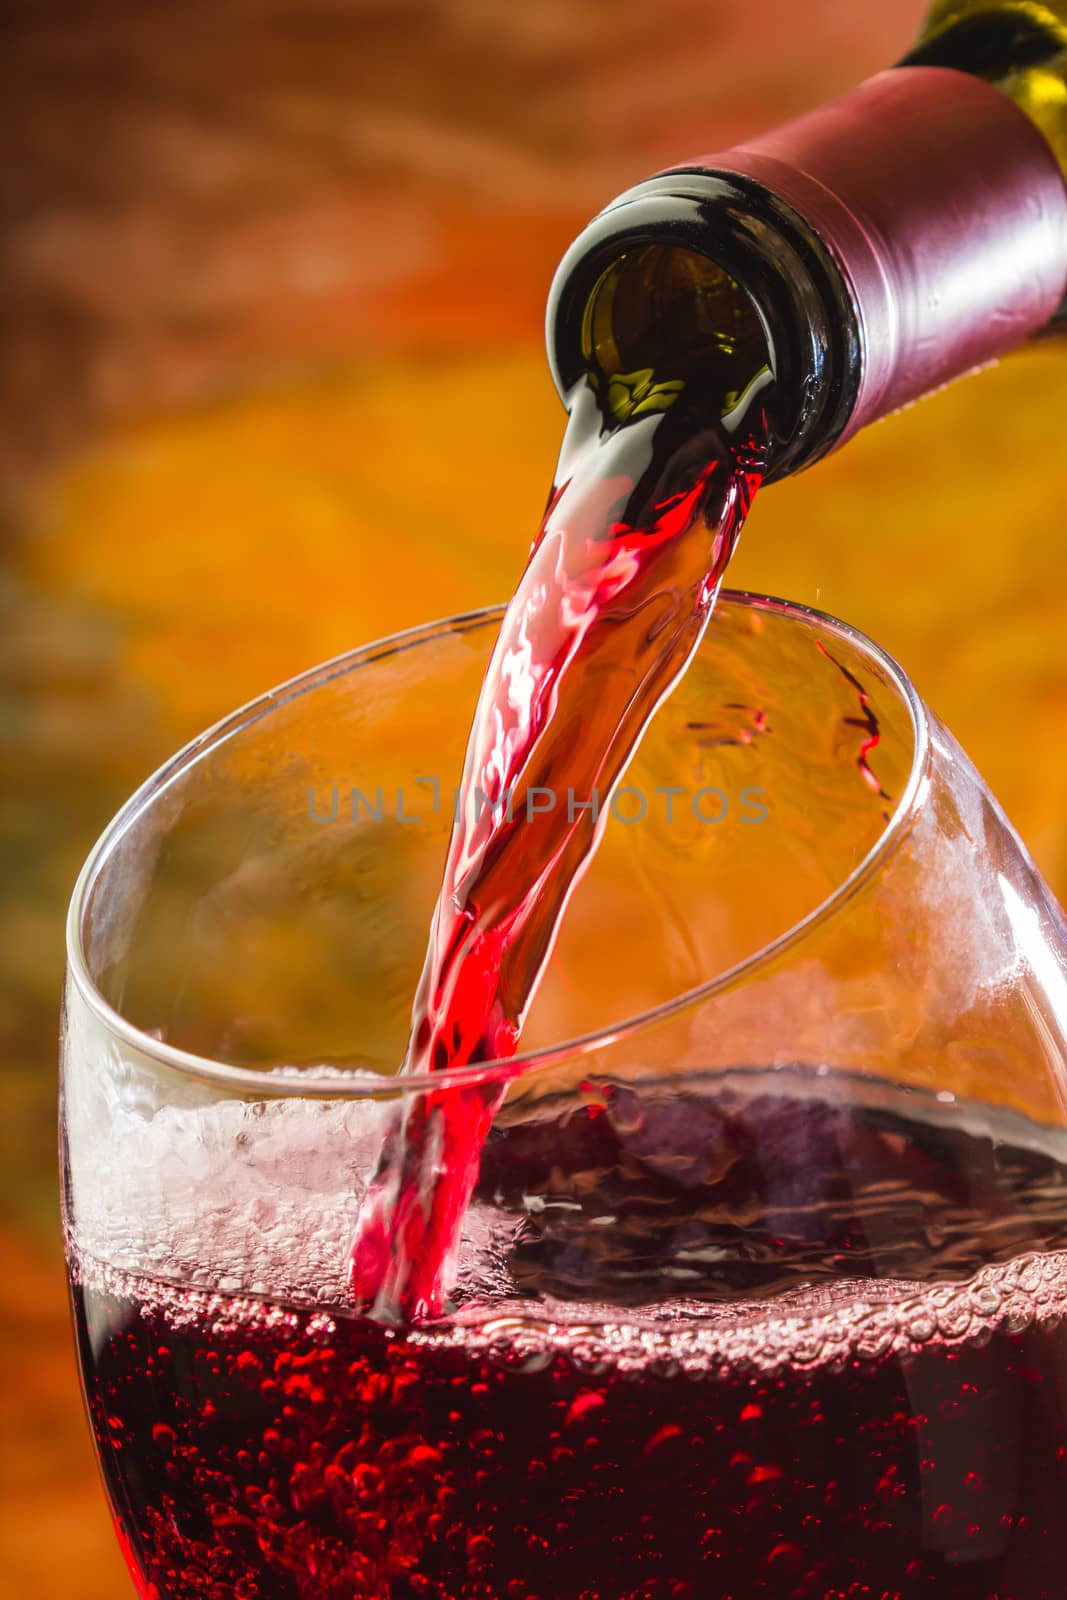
6, 1, 1067, 1593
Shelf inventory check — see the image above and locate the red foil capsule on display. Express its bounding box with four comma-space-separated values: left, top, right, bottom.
682, 66, 1067, 445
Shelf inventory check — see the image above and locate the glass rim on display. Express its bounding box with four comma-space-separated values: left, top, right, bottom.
65, 590, 931, 1100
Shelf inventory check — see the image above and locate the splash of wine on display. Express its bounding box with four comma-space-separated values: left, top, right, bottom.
350, 252, 772, 1321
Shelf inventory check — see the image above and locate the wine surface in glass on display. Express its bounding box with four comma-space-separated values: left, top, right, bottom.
75, 1077, 1067, 1600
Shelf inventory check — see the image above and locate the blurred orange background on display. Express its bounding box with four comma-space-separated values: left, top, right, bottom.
6, 1, 1067, 1593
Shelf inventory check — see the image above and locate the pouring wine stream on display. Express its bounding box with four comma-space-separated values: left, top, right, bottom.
349, 249, 773, 1322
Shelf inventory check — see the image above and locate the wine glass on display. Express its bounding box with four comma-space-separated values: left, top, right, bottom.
63, 592, 1067, 1599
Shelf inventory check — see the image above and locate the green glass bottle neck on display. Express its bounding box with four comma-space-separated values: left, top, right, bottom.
905, 3, 1067, 184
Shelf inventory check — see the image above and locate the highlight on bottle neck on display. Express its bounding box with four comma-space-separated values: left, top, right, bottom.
547, 64, 1067, 479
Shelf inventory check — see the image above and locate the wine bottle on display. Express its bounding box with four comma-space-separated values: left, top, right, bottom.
547, 2, 1067, 481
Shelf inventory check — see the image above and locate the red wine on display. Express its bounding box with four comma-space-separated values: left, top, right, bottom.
76, 1087, 1067, 1600
350, 250, 771, 1320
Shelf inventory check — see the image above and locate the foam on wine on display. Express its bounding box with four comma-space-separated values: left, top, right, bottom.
72, 1086, 1067, 1600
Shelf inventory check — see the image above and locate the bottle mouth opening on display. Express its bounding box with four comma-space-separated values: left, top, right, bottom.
578, 243, 774, 430
546, 172, 861, 482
